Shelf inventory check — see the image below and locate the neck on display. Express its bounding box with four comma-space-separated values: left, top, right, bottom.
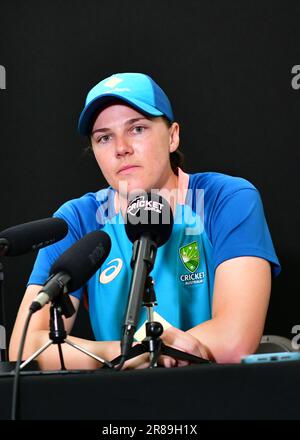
119, 171, 179, 217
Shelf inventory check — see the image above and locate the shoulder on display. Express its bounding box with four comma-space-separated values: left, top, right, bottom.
187, 171, 260, 213
186, 171, 263, 234
188, 171, 257, 198
52, 187, 116, 233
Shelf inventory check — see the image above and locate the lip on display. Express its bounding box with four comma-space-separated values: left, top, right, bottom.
117, 165, 140, 174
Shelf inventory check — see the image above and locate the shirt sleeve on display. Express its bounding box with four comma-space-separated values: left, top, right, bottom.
27, 208, 84, 300
210, 187, 281, 277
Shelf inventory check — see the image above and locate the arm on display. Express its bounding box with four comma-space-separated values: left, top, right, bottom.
9, 285, 121, 370
160, 182, 276, 364
9, 285, 153, 370
162, 256, 271, 364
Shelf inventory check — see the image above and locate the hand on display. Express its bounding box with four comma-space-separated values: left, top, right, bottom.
117, 342, 151, 370
93, 341, 150, 370
159, 326, 210, 368
122, 352, 151, 370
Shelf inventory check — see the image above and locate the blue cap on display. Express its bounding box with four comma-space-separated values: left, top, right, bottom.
78, 72, 174, 136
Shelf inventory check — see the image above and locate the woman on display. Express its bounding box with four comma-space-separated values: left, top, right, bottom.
9, 72, 281, 369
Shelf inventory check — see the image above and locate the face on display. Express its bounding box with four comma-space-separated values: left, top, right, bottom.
90, 103, 180, 197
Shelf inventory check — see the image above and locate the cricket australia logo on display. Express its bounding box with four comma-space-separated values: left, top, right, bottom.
179, 241, 205, 286
179, 241, 199, 272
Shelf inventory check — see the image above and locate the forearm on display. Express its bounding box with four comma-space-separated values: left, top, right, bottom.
9, 329, 121, 370
187, 317, 262, 363
186, 258, 271, 363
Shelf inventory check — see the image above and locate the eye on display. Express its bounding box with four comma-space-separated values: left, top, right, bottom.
96, 134, 111, 144
132, 125, 146, 134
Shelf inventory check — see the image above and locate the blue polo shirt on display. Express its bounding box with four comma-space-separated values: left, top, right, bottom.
28, 169, 281, 340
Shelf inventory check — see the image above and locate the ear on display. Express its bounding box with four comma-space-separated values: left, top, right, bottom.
169, 122, 180, 153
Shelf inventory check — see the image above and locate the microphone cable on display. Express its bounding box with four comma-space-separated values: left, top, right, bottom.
11, 309, 34, 420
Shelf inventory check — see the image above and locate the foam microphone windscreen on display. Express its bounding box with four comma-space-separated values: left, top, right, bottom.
50, 230, 111, 292
125, 192, 173, 247
0, 217, 68, 256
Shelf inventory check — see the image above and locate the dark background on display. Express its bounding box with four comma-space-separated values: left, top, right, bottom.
0, 0, 299, 346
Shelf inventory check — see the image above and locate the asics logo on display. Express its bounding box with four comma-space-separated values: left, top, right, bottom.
99, 258, 123, 284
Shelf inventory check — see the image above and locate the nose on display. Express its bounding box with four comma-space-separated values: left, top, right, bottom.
115, 135, 133, 157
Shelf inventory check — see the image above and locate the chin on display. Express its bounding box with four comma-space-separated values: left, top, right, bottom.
132, 178, 147, 187
127, 182, 149, 195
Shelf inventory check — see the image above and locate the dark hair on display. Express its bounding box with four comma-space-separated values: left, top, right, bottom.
84, 116, 184, 175
170, 149, 184, 175
162, 117, 184, 175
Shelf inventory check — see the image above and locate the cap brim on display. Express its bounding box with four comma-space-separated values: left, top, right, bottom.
78, 94, 164, 136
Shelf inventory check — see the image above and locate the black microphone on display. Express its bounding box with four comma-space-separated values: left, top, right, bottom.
0, 218, 68, 257
120, 192, 173, 359
30, 230, 111, 313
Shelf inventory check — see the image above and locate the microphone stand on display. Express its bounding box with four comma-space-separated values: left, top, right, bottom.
110, 276, 211, 368
20, 291, 113, 370
0, 259, 40, 372
0, 261, 7, 362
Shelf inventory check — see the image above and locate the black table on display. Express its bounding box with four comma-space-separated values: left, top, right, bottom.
0, 361, 300, 420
